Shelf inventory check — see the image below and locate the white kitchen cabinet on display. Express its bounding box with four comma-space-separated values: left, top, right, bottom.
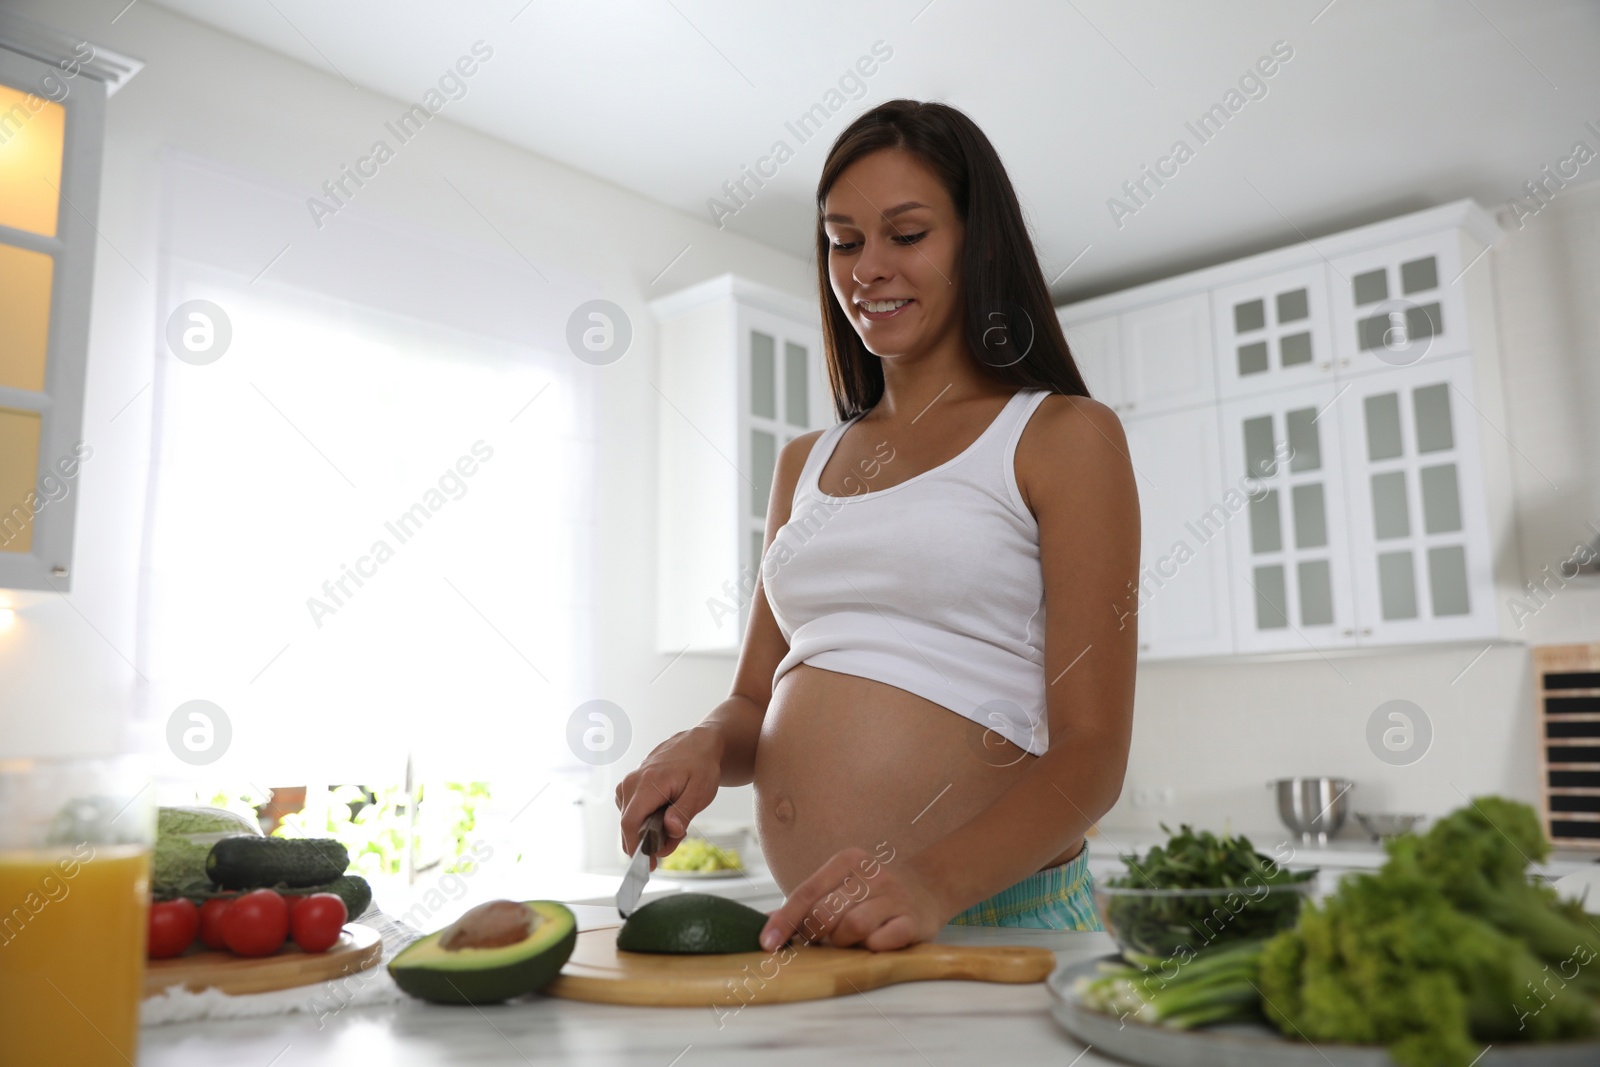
1057, 198, 1524, 659
1328, 230, 1475, 376
0, 46, 113, 591
1211, 263, 1337, 399
1059, 293, 1212, 416
1219, 382, 1360, 654
1119, 293, 1214, 416
1123, 406, 1235, 659
1336, 358, 1499, 644
1058, 311, 1123, 410
652, 275, 826, 654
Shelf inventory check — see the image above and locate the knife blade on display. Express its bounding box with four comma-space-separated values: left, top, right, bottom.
616, 806, 668, 918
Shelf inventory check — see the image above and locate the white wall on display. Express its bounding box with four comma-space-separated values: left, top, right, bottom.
1106, 183, 1600, 835
0, 0, 803, 858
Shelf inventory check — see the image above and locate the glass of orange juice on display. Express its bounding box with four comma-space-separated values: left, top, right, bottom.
0, 756, 153, 1066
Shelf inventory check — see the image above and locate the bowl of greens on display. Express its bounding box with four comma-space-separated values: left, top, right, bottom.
1068, 797, 1600, 1067
1095, 825, 1317, 960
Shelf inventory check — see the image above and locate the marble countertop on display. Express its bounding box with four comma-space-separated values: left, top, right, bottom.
140, 904, 1123, 1067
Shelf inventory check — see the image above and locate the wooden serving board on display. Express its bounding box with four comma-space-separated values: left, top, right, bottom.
543, 925, 1055, 1007
143, 923, 382, 997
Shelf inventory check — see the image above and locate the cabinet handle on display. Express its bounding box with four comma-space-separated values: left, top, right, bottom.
1126, 402, 1135, 411
1340, 358, 1350, 367
1360, 627, 1372, 636
1341, 628, 1354, 636
1139, 643, 1151, 651
1320, 362, 1332, 371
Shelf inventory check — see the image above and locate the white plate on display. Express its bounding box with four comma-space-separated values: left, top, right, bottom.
654, 867, 748, 880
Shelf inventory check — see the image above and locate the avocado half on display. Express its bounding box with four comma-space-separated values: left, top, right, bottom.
617, 892, 769, 954
388, 900, 577, 1004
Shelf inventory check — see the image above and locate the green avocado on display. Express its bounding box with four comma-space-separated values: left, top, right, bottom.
389, 900, 576, 1005
617, 892, 768, 954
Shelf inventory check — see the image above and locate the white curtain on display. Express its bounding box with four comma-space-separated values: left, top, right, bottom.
141, 185, 599, 784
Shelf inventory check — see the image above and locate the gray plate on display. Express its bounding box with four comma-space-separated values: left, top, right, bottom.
1048, 956, 1600, 1067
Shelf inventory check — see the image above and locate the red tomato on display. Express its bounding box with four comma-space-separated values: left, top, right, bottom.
290, 893, 347, 953
147, 898, 199, 959
221, 889, 289, 957
198, 897, 232, 951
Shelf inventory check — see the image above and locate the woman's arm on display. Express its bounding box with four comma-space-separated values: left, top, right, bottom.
912, 395, 1140, 907
616, 429, 824, 856
706, 425, 820, 786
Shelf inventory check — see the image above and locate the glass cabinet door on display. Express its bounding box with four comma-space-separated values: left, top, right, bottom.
1210, 263, 1335, 401
1329, 231, 1472, 377
1220, 382, 1359, 653
739, 304, 821, 631
0, 80, 65, 562
1337, 358, 1497, 643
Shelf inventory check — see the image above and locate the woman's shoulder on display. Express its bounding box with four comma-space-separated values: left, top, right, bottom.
1014, 392, 1134, 516
779, 428, 829, 467
768, 429, 830, 518
1025, 392, 1125, 449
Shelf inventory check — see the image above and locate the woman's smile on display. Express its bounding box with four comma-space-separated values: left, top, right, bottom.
856, 297, 915, 321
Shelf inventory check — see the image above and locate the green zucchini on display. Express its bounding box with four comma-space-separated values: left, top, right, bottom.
206, 836, 349, 889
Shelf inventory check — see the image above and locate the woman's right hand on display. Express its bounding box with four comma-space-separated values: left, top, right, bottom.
615, 723, 726, 862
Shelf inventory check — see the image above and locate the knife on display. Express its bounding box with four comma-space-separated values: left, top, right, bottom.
616, 806, 668, 918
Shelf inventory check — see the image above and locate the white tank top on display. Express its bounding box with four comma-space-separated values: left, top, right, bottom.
763, 388, 1054, 756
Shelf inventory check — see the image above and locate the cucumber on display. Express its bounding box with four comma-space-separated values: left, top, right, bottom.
185, 874, 374, 918
281, 874, 373, 918
206, 836, 349, 889
324, 874, 373, 919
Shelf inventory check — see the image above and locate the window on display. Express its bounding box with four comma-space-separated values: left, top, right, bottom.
141, 257, 599, 785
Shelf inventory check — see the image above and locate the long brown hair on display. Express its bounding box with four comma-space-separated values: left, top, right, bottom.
815, 99, 1089, 421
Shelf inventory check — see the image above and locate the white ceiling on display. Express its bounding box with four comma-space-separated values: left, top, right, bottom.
146, 0, 1599, 301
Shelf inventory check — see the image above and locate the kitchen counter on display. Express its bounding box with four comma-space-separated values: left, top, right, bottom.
141, 905, 1121, 1067
139, 835, 1598, 1065
1091, 827, 1597, 880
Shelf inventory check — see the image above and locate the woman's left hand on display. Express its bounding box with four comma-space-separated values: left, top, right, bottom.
759, 845, 952, 953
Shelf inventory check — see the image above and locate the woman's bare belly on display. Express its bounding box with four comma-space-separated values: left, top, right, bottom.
752, 664, 1082, 896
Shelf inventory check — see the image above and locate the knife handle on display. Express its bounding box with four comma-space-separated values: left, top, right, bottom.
640, 807, 668, 856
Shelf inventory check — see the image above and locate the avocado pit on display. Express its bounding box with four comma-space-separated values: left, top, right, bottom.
441, 899, 540, 951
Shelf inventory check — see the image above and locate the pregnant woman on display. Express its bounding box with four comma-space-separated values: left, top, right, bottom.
618, 99, 1139, 951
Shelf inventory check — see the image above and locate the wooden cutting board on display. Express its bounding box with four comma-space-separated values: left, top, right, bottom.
543, 925, 1055, 1007
143, 923, 382, 997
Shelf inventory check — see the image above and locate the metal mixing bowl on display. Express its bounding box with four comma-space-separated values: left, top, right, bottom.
1269, 777, 1355, 843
